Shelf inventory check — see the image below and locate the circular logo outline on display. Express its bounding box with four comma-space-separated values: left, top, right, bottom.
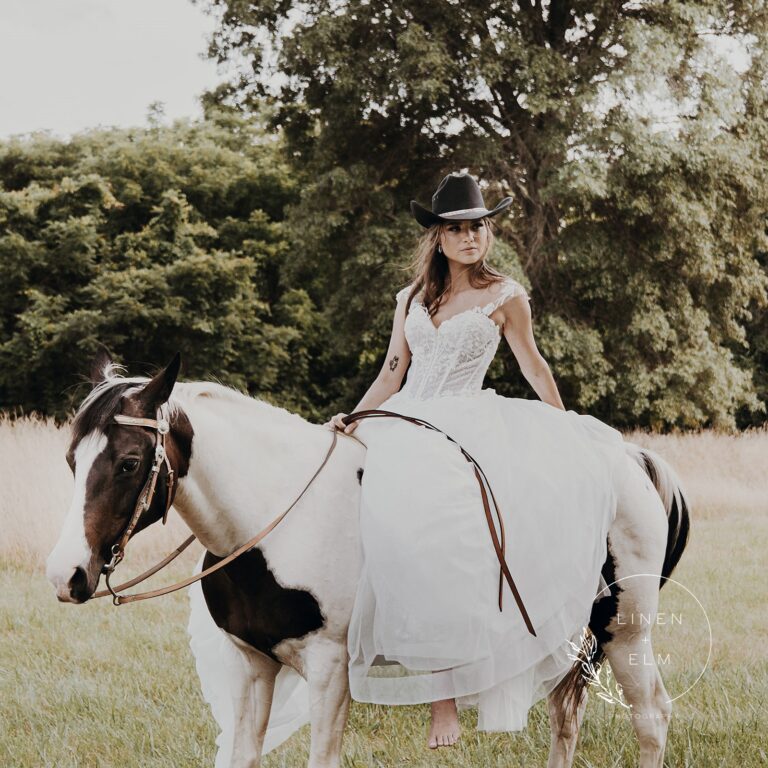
589, 572, 712, 704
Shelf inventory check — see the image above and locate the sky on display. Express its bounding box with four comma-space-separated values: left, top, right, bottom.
0, 0, 222, 139
0, 2, 753, 142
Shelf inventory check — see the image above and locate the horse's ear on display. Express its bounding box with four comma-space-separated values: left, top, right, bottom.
136, 352, 182, 411
89, 347, 114, 387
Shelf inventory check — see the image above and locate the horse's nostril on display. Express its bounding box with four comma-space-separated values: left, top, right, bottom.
68, 567, 90, 603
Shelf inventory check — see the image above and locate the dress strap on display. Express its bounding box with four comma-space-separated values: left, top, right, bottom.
482, 278, 529, 315
395, 285, 412, 304
395, 283, 423, 305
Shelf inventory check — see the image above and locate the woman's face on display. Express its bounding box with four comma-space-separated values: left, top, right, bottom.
439, 219, 489, 265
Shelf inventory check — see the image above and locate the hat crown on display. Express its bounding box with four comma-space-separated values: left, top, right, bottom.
432, 172, 485, 215
409, 171, 512, 227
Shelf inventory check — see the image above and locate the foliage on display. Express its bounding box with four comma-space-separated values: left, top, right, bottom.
2, 4, 768, 429
0, 110, 328, 420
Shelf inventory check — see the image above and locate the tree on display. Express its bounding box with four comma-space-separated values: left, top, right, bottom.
0, 111, 326, 419
200, 0, 768, 429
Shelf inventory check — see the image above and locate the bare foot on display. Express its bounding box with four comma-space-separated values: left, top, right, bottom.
428, 698, 461, 748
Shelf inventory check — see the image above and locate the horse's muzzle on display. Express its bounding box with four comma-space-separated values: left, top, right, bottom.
58, 566, 96, 604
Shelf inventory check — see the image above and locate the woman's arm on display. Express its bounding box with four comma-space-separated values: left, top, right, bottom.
500, 296, 566, 411
326, 295, 412, 433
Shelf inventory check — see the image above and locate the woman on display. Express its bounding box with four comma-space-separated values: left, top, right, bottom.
324, 172, 626, 749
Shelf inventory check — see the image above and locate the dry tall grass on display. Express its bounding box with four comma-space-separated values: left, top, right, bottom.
624, 426, 768, 520
0, 413, 202, 571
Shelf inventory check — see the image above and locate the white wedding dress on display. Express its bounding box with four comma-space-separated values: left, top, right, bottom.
346, 277, 627, 731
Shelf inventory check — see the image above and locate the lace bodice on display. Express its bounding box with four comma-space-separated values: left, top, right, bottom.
395, 277, 529, 400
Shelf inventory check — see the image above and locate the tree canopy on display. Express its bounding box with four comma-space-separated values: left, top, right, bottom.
0, 111, 328, 419
1, 3, 767, 430
199, 0, 768, 429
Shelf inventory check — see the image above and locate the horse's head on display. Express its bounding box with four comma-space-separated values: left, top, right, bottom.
46, 350, 191, 603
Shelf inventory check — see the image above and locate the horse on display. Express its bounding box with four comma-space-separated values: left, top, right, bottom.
46, 351, 690, 768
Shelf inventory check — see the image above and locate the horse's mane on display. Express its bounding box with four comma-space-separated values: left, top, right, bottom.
71, 362, 307, 445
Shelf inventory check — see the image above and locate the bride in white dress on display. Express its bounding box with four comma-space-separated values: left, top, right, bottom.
325, 172, 627, 749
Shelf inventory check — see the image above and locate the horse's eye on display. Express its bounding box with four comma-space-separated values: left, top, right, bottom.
119, 459, 140, 474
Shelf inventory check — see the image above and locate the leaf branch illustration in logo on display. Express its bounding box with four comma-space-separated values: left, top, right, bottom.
566, 626, 630, 709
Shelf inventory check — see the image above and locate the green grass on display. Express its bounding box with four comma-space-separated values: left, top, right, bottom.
2, 502, 766, 767
2, 422, 768, 765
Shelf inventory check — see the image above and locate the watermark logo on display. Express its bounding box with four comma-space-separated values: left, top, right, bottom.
566, 573, 712, 707
567, 626, 630, 707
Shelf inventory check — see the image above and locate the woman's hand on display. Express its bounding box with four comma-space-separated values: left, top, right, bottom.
323, 412, 358, 434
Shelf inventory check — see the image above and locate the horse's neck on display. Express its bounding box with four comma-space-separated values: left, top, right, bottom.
171, 392, 328, 556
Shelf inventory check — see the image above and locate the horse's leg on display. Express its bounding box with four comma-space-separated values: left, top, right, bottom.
228, 644, 281, 768
602, 458, 672, 768
303, 639, 351, 768
546, 685, 588, 768
602, 587, 672, 768
545, 445, 688, 768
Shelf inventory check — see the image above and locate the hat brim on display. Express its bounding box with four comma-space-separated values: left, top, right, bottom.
410, 197, 513, 228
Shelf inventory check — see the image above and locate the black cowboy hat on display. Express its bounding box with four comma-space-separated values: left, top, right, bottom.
410, 171, 513, 228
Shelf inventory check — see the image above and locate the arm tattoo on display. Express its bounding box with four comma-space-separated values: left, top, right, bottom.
389, 355, 399, 372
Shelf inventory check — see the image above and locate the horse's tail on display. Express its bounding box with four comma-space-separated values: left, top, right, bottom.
550, 443, 691, 723
623, 443, 691, 584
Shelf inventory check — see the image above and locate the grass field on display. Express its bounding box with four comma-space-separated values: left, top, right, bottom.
1, 413, 767, 767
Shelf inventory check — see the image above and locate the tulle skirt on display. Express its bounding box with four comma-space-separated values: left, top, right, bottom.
347, 387, 627, 731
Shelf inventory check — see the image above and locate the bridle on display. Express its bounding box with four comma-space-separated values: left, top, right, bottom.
91, 407, 536, 638
97, 407, 179, 602
101, 410, 175, 573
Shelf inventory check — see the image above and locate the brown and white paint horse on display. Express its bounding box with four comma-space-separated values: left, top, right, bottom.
47, 352, 689, 768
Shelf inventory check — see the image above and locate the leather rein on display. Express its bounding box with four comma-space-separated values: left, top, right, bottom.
92, 407, 536, 638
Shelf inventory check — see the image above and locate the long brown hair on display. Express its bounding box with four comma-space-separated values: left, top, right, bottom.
398, 218, 506, 316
